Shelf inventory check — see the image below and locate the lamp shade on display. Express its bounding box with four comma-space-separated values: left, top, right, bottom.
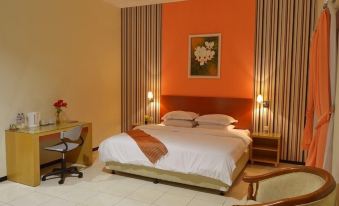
147, 91, 154, 100
256, 94, 264, 103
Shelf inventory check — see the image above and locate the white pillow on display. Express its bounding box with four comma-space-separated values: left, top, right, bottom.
163, 119, 196, 128
161, 111, 199, 121
195, 114, 238, 125
197, 124, 235, 130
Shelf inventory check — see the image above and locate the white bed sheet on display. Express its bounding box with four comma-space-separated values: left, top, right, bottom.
99, 124, 251, 185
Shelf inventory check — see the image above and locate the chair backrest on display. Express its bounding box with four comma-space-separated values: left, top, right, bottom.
60, 126, 82, 141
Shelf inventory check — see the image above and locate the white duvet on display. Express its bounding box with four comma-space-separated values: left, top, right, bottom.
99, 124, 251, 186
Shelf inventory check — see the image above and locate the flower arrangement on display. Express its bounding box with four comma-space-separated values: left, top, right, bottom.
144, 115, 153, 124
53, 99, 67, 124
194, 41, 216, 66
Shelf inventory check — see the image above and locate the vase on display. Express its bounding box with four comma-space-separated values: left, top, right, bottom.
56, 112, 61, 124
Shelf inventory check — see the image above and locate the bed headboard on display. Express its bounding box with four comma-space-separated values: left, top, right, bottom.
160, 95, 253, 130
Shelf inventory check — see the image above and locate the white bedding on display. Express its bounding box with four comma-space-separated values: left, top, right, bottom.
99, 124, 251, 186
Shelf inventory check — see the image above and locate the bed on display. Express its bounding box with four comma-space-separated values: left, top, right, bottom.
99, 95, 253, 194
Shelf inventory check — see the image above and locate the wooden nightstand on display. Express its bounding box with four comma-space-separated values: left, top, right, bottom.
250, 132, 281, 167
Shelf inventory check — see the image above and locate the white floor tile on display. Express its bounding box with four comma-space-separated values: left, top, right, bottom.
188, 198, 223, 206
58, 187, 98, 203
141, 182, 175, 192
194, 191, 226, 204
83, 193, 123, 206
166, 187, 198, 199
9, 192, 53, 206
100, 182, 141, 197
35, 183, 73, 197
115, 198, 150, 206
0, 184, 34, 202
128, 187, 164, 203
154, 193, 193, 206
222, 198, 247, 206
38, 197, 78, 206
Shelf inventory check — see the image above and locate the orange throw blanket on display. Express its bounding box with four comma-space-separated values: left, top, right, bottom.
127, 129, 168, 164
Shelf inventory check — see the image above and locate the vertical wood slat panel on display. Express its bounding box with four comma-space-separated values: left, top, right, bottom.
254, 0, 315, 162
121, 5, 162, 132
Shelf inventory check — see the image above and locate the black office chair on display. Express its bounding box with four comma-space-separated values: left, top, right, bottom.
42, 126, 84, 184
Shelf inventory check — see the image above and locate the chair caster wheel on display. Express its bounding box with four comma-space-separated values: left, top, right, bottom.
41, 177, 46, 181
78, 173, 83, 178
58, 179, 65, 184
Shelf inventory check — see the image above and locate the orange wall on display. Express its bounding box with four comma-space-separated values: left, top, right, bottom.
162, 0, 255, 98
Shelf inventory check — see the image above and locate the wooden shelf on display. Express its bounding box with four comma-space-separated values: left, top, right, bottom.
252, 146, 278, 152
252, 156, 277, 164
251, 132, 281, 139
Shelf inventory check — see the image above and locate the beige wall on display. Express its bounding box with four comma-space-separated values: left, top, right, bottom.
0, 0, 121, 177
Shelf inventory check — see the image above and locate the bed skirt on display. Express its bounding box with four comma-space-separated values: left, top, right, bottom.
105, 150, 249, 192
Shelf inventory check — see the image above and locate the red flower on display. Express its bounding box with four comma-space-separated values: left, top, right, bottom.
53, 99, 68, 109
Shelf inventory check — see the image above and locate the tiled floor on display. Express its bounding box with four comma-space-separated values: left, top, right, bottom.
0, 153, 297, 206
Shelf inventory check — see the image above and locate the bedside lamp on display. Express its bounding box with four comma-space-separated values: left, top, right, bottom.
257, 94, 269, 108
147, 91, 154, 102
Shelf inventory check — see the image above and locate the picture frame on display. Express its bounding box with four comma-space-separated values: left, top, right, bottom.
188, 33, 221, 79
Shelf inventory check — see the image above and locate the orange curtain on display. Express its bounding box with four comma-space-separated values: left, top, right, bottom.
302, 10, 331, 168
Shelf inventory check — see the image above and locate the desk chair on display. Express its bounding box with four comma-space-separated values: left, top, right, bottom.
41, 126, 84, 184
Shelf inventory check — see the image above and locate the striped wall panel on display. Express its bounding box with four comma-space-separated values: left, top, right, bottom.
254, 0, 315, 162
121, 5, 162, 132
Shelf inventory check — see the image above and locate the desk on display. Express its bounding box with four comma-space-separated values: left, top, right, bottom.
6, 122, 93, 187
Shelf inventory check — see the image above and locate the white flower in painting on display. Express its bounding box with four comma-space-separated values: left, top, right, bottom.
194, 41, 216, 66
205, 41, 214, 50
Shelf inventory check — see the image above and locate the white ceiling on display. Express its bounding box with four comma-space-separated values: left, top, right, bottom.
105, 0, 186, 8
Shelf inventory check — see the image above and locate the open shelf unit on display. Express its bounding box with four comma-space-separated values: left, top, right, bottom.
250, 133, 281, 167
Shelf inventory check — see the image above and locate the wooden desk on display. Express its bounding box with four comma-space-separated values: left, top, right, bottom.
5, 122, 93, 187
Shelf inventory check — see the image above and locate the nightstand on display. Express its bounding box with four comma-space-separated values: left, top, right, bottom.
250, 132, 281, 167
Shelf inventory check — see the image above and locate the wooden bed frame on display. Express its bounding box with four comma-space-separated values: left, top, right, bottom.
106, 95, 253, 194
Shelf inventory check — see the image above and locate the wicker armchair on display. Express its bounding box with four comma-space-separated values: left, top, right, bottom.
235, 167, 336, 206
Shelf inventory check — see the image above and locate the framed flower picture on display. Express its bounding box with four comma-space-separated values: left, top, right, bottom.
188, 33, 221, 78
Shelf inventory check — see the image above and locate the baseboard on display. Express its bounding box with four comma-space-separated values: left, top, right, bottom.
0, 176, 7, 182
92, 147, 99, 151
